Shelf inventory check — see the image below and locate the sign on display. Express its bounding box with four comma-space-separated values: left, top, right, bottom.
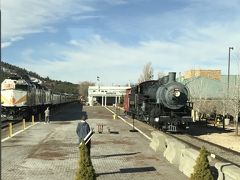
79, 130, 93, 146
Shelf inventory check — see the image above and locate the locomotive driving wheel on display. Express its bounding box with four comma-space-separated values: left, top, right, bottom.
150, 107, 163, 129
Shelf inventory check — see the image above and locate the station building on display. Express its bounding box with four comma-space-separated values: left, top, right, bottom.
88, 85, 130, 106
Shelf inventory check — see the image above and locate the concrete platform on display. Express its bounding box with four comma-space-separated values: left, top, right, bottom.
1, 103, 187, 180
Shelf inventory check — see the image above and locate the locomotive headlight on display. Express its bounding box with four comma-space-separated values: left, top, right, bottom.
173, 89, 180, 97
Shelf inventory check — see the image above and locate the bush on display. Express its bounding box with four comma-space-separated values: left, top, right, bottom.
75, 141, 96, 180
190, 146, 213, 180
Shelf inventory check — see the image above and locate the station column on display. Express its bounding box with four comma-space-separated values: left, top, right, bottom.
115, 96, 117, 105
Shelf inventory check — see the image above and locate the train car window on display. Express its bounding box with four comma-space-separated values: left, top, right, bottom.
15, 84, 28, 90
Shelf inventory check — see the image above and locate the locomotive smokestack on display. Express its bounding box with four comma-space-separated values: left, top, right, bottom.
168, 72, 176, 82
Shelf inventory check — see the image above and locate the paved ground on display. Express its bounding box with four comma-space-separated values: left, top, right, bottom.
1, 103, 187, 180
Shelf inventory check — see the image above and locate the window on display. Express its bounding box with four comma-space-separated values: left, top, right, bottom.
15, 84, 29, 90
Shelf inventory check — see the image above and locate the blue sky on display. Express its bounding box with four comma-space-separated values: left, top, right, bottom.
2, 0, 240, 85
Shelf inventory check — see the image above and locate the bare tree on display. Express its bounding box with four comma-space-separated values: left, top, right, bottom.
185, 78, 221, 120
138, 62, 154, 83
78, 81, 95, 100
226, 75, 240, 135
157, 72, 165, 79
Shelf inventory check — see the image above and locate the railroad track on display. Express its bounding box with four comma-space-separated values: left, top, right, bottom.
108, 106, 240, 167
167, 132, 240, 167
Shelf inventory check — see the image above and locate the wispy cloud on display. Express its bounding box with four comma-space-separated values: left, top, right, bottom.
2, 0, 240, 84
17, 21, 240, 85
71, 15, 105, 21
1, 42, 12, 48
1, 36, 24, 48
1, 0, 94, 45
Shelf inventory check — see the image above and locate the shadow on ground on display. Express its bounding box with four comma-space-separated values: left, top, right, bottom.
92, 152, 140, 159
185, 121, 235, 136
96, 166, 156, 176
50, 103, 88, 121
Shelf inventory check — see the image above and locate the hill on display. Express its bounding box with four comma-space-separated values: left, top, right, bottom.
0, 61, 79, 94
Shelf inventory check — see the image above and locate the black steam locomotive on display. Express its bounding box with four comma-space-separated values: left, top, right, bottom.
124, 72, 193, 132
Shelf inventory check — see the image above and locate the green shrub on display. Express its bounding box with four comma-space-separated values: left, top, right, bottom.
190, 146, 213, 180
75, 141, 96, 180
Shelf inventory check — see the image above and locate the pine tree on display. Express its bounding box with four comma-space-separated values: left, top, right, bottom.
190, 146, 213, 180
75, 141, 96, 180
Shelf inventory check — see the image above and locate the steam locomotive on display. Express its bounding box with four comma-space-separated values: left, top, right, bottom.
1, 74, 79, 120
124, 72, 193, 132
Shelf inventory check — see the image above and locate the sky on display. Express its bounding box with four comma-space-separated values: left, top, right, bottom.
2, 0, 240, 85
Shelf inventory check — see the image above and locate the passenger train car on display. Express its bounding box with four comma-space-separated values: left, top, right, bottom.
1, 75, 79, 120
124, 72, 193, 132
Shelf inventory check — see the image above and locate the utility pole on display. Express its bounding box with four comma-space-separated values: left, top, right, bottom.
225, 47, 234, 130
228, 47, 234, 94
97, 76, 100, 92
236, 52, 239, 136
236, 72, 239, 135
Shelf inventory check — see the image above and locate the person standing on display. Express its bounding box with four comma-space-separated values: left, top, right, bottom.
76, 115, 91, 156
45, 107, 50, 124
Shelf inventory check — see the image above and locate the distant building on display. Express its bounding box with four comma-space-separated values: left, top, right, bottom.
183, 69, 221, 80
88, 85, 130, 106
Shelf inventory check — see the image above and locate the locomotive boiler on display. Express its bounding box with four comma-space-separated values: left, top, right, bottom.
124, 72, 192, 132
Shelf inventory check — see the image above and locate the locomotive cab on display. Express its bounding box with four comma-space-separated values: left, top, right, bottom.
1, 77, 30, 120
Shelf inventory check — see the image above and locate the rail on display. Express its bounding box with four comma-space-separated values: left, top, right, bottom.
107, 105, 240, 167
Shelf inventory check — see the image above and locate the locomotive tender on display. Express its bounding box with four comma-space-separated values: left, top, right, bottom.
124, 72, 193, 132
1, 75, 78, 120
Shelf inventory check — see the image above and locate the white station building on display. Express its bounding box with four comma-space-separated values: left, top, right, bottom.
88, 85, 130, 106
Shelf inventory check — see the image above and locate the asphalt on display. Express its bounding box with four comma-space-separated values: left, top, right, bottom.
1, 103, 187, 180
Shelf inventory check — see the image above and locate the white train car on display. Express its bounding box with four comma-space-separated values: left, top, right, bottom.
1, 77, 31, 119
1, 75, 78, 120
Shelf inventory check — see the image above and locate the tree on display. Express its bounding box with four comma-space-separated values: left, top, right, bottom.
75, 141, 96, 180
184, 77, 223, 120
78, 81, 95, 101
190, 146, 213, 180
1, 61, 79, 94
157, 72, 165, 79
138, 62, 154, 83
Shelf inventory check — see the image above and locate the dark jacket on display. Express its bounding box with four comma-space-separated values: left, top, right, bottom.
76, 120, 90, 141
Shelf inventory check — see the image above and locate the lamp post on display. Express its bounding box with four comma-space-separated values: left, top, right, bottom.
225, 47, 234, 130
227, 47, 234, 93
236, 71, 239, 135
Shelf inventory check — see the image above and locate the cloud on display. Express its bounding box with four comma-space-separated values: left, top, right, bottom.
3, 0, 240, 84
1, 42, 12, 48
71, 15, 105, 21
1, 0, 95, 42
1, 36, 24, 48
17, 19, 240, 85
1, 0, 129, 46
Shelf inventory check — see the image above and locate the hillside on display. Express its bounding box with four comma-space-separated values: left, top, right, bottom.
0, 61, 79, 94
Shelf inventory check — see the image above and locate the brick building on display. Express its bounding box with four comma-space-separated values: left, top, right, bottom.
183, 69, 221, 80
